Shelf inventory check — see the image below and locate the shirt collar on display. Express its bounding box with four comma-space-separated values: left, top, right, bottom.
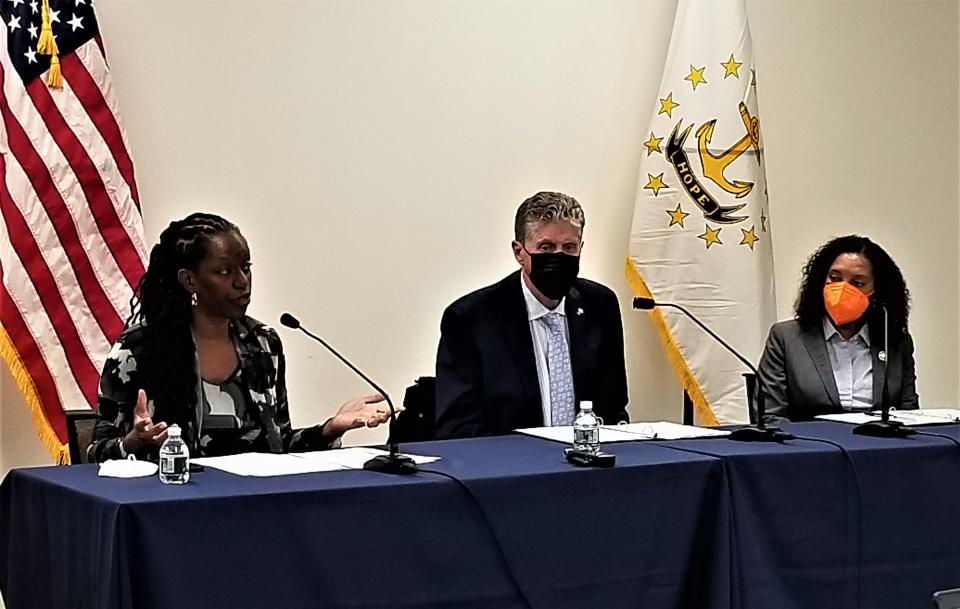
520, 273, 565, 322
822, 315, 870, 346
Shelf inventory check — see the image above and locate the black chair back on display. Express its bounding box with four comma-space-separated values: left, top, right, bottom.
682, 390, 694, 425
65, 411, 100, 464
744, 372, 758, 424
683, 373, 758, 425
390, 376, 436, 444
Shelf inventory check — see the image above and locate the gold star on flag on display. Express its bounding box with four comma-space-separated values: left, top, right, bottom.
643, 132, 663, 156
658, 92, 679, 117
697, 224, 722, 249
644, 173, 667, 196
666, 204, 689, 228
721, 54, 742, 78
684, 65, 707, 90
740, 226, 759, 250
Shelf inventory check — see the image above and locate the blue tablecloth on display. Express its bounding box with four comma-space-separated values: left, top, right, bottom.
0, 434, 726, 609
1, 422, 958, 609
659, 421, 960, 609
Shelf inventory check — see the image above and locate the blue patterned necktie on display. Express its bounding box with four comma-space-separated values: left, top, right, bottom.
542, 311, 575, 426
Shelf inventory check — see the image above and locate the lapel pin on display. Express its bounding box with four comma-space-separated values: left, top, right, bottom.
878, 351, 887, 362
576, 308, 584, 316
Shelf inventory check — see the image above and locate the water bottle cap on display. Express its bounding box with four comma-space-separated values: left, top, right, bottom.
167, 424, 181, 438
579, 401, 593, 411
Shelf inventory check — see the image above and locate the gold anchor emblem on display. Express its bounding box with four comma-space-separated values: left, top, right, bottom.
696, 102, 760, 199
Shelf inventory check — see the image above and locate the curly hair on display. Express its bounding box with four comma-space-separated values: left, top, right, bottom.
794, 235, 910, 340
126, 212, 240, 423
514, 191, 585, 242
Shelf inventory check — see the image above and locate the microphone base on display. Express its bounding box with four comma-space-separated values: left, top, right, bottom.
852, 419, 916, 438
363, 453, 418, 475
728, 425, 795, 442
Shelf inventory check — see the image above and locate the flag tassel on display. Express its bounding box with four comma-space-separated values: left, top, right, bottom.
37, 0, 62, 89
46, 55, 62, 88
624, 257, 720, 426
0, 325, 69, 463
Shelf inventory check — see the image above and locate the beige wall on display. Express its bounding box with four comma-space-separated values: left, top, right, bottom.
0, 366, 51, 473
1, 0, 957, 475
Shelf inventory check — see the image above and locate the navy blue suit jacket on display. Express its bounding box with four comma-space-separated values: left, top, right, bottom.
435, 271, 629, 439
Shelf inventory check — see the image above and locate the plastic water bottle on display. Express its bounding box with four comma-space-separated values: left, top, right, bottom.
159, 424, 190, 485
573, 401, 600, 453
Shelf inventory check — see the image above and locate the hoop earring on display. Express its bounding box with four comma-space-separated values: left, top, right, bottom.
190, 292, 198, 307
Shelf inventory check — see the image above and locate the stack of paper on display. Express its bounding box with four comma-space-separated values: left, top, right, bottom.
908, 409, 960, 422
516, 421, 730, 444
611, 421, 731, 440
193, 447, 439, 477
816, 410, 960, 426
192, 453, 343, 477
296, 447, 440, 469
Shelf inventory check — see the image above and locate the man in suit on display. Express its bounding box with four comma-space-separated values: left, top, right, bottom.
435, 191, 629, 439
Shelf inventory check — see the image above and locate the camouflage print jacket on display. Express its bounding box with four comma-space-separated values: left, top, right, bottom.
88, 316, 335, 463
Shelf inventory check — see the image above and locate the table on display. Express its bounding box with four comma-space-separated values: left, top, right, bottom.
0, 434, 726, 609
2, 422, 958, 609
659, 421, 960, 609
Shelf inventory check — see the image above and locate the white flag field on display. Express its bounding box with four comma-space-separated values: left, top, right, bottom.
626, 0, 776, 425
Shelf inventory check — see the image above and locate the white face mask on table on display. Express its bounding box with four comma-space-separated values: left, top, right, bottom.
98, 455, 158, 478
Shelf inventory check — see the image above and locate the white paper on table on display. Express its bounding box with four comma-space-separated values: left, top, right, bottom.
610, 422, 731, 440
815, 413, 879, 425
516, 426, 639, 444
816, 411, 960, 426
192, 452, 346, 477
516, 422, 729, 444
905, 409, 960, 422
296, 447, 440, 469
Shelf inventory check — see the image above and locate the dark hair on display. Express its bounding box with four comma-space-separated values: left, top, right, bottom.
126, 212, 240, 423
794, 235, 910, 339
514, 191, 585, 242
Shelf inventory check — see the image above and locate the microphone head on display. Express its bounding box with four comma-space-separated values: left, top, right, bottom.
279, 313, 301, 329
633, 297, 656, 310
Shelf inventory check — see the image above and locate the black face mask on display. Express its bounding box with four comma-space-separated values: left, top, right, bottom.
525, 250, 580, 300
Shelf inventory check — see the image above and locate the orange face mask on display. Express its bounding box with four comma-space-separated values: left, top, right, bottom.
823, 281, 870, 326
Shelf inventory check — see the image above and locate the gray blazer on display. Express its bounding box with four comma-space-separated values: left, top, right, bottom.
757, 319, 918, 421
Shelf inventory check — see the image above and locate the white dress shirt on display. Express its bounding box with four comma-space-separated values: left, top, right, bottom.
822, 316, 873, 411
521, 275, 573, 426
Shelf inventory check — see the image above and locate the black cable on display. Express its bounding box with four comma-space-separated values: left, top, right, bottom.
911, 430, 960, 449
792, 427, 960, 608
789, 435, 863, 609
657, 436, 863, 609
418, 468, 535, 609
646, 442, 744, 606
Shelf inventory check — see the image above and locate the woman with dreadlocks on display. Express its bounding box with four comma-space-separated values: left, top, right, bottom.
757, 235, 918, 421
88, 213, 392, 462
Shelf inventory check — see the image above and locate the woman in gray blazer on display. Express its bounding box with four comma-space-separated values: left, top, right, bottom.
758, 235, 918, 421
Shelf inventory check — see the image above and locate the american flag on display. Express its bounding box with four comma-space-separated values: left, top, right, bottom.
0, 0, 145, 462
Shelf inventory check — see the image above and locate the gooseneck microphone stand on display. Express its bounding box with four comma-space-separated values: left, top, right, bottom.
280, 313, 418, 474
853, 304, 914, 438
633, 297, 793, 442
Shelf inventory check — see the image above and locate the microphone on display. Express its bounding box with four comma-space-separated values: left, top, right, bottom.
279, 313, 418, 474
853, 303, 913, 437
633, 297, 793, 442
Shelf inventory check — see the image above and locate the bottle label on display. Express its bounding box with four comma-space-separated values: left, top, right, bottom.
574, 427, 599, 445
160, 455, 188, 475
